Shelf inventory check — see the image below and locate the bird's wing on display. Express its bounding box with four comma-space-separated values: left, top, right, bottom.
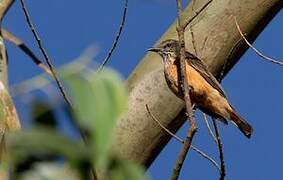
185, 52, 227, 98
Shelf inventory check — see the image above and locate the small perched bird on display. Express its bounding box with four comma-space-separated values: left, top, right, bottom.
148, 39, 253, 138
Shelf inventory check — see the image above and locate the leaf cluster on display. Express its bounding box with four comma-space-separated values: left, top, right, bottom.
6, 69, 145, 180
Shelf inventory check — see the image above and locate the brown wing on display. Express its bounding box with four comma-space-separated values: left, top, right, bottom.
185, 52, 227, 98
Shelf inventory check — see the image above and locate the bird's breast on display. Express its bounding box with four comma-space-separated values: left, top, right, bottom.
164, 62, 217, 103
164, 63, 182, 98
164, 61, 232, 119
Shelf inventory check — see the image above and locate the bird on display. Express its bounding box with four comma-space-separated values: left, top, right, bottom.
148, 39, 253, 138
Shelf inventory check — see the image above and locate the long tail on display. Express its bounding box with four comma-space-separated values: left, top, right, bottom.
229, 109, 253, 138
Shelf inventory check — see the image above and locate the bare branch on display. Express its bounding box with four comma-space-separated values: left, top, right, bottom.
191, 146, 220, 171
19, 0, 72, 107
113, 0, 281, 174
214, 60, 227, 180
146, 104, 184, 143
234, 17, 283, 66
2, 29, 52, 76
146, 104, 220, 171
170, 1, 214, 179
183, 0, 213, 29
171, 135, 194, 180
202, 113, 217, 143
11, 47, 96, 97
19, 2, 97, 178
171, 1, 222, 179
212, 119, 226, 180
98, 0, 128, 71
170, 0, 199, 179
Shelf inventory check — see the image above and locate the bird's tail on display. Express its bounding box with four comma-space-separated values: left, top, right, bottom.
229, 109, 253, 138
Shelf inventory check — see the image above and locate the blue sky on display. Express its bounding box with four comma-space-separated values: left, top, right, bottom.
3, 1, 283, 179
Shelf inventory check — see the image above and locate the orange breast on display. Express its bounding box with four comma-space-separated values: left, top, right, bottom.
164, 61, 211, 100
185, 63, 212, 98
164, 61, 232, 119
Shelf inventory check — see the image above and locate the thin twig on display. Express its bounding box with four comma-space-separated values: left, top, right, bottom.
146, 104, 184, 143
171, 135, 194, 180
213, 56, 227, 179
11, 46, 96, 97
19, 1, 96, 178
2, 29, 52, 76
202, 113, 217, 143
98, 0, 128, 71
178, 0, 225, 180
191, 146, 220, 171
184, 0, 213, 29
209, 46, 226, 178
145, 104, 220, 171
19, 0, 72, 107
191, 21, 225, 179
234, 17, 283, 66
170, 0, 199, 179
212, 119, 225, 180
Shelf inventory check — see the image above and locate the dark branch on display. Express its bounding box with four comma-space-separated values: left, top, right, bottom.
170, 135, 194, 180
19, 1, 96, 179
190, 18, 225, 180
212, 119, 225, 180
146, 104, 184, 143
202, 113, 217, 143
19, 0, 72, 107
212, 54, 227, 180
234, 17, 283, 67
2, 29, 52, 76
184, 0, 213, 29
170, 0, 199, 179
98, 0, 128, 71
146, 104, 220, 171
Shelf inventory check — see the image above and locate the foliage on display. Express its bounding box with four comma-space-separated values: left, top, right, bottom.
6, 68, 146, 180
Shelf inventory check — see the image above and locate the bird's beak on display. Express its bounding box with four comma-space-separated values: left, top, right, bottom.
147, 47, 162, 53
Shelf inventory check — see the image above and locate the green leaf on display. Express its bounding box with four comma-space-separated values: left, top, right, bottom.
120, 162, 145, 180
65, 74, 96, 126
7, 128, 90, 168
110, 158, 146, 180
65, 69, 127, 169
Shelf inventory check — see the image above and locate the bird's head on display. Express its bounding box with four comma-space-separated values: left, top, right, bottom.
148, 39, 180, 64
